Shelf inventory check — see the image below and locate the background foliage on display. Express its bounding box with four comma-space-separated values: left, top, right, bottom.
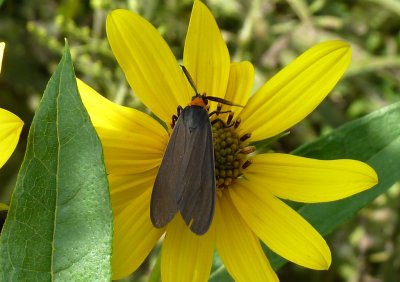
0, 0, 399, 281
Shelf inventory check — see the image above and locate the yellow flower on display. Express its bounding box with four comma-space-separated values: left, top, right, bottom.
0, 42, 23, 169
77, 1, 378, 281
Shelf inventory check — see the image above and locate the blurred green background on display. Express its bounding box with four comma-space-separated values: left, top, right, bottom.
0, 0, 399, 281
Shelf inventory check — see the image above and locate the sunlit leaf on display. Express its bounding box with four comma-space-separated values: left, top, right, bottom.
0, 42, 113, 280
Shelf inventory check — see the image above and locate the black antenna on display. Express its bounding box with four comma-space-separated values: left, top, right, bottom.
180, 65, 200, 96
180, 65, 243, 108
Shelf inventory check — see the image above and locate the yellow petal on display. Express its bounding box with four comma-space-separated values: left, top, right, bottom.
112, 189, 164, 280
215, 191, 279, 282
183, 0, 230, 111
222, 61, 254, 116
230, 180, 331, 270
238, 41, 351, 141
109, 168, 157, 214
162, 213, 215, 282
106, 9, 191, 123
0, 108, 23, 168
244, 153, 378, 203
77, 79, 167, 139
77, 79, 168, 174
0, 42, 5, 74
96, 127, 164, 175
0, 203, 9, 211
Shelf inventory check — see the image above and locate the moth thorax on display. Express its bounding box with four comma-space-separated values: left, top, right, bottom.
212, 119, 254, 189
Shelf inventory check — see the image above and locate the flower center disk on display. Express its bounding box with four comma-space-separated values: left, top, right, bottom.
212, 119, 253, 189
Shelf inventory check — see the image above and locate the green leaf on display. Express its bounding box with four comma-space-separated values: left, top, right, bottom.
0, 42, 113, 280
209, 263, 234, 282
210, 101, 400, 280
148, 251, 161, 282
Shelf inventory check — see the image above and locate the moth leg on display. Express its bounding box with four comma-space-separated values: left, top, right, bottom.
216, 103, 222, 116
177, 105, 183, 116
171, 105, 184, 128
171, 115, 178, 129
209, 110, 231, 118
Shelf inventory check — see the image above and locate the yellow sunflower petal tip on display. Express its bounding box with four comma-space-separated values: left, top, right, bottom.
322, 249, 332, 270
307, 41, 352, 75
106, 7, 190, 123
363, 162, 379, 186
347, 159, 379, 191
0, 109, 23, 169
309, 40, 352, 70
318, 39, 350, 50
316, 237, 332, 270
0, 42, 5, 74
0, 202, 9, 211
108, 8, 125, 18
106, 9, 124, 24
